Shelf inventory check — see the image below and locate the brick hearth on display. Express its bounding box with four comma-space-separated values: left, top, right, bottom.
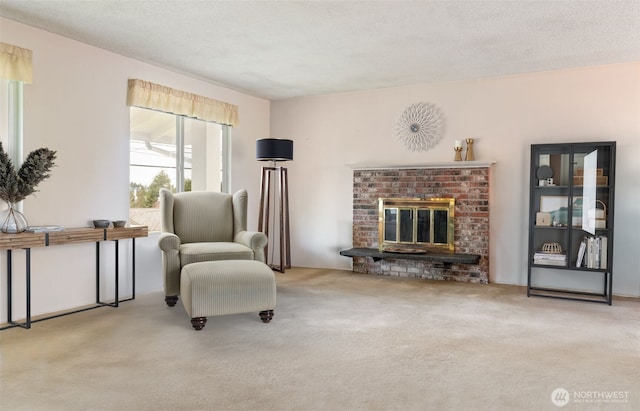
351, 164, 491, 283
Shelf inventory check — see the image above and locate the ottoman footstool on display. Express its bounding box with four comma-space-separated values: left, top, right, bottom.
180, 260, 276, 331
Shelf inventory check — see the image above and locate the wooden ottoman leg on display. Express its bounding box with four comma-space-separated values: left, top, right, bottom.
165, 295, 179, 307
259, 310, 274, 323
191, 317, 207, 331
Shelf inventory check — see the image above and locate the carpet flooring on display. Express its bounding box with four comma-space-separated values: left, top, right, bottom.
1, 267, 638, 411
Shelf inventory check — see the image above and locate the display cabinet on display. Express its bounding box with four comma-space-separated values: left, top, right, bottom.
527, 142, 616, 304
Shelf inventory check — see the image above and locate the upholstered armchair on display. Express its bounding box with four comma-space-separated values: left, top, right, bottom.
158, 188, 268, 307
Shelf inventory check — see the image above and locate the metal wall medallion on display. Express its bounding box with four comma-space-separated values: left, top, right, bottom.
395, 102, 444, 151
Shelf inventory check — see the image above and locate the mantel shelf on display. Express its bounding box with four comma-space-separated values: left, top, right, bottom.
340, 247, 480, 267
347, 161, 495, 170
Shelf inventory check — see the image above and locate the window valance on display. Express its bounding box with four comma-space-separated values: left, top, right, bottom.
126, 79, 238, 126
0, 42, 33, 83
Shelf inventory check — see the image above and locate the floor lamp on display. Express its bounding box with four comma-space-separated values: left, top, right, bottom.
257, 138, 293, 273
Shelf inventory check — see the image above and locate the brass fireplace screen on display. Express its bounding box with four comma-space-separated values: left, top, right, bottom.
378, 197, 455, 252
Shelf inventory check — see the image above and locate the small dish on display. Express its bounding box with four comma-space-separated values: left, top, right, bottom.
93, 219, 110, 228
112, 220, 127, 228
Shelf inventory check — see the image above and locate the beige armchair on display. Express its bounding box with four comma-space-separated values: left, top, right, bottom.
158, 188, 268, 307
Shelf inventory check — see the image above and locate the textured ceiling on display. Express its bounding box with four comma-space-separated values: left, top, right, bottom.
1, 0, 639, 100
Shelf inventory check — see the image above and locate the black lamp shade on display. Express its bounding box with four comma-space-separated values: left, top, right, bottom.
256, 138, 293, 162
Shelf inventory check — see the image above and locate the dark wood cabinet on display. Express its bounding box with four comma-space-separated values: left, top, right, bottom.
527, 142, 616, 304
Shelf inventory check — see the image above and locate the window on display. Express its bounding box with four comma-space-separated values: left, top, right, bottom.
0, 79, 9, 147
126, 79, 237, 233
1, 79, 26, 212
1, 42, 32, 212
1, 79, 24, 172
129, 106, 230, 232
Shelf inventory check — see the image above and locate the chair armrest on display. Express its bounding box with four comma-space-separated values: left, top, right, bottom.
158, 232, 181, 297
158, 232, 180, 252
235, 231, 268, 263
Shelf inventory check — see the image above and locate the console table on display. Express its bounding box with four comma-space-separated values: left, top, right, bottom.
0, 226, 148, 330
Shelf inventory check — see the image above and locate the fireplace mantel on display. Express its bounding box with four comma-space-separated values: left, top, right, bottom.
340, 248, 480, 267
348, 161, 495, 171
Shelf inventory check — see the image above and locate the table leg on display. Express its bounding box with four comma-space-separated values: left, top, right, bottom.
132, 238, 136, 300
2, 248, 32, 330
96, 242, 100, 304
114, 240, 119, 307
25, 248, 31, 328
6, 249, 12, 325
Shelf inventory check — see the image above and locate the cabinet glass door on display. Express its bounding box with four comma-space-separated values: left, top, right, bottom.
579, 150, 598, 235
570, 144, 613, 269
530, 146, 571, 267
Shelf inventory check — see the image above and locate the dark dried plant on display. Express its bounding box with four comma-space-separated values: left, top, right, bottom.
0, 142, 57, 204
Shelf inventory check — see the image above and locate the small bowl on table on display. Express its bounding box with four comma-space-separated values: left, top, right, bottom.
112, 220, 127, 228
93, 219, 110, 228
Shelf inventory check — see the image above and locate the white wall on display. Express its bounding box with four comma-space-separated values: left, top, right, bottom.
271, 63, 640, 297
0, 18, 270, 322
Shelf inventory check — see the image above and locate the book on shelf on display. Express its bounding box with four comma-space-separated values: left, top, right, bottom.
576, 235, 607, 269
533, 251, 566, 266
576, 239, 587, 268
534, 252, 566, 260
600, 236, 608, 269
533, 258, 567, 266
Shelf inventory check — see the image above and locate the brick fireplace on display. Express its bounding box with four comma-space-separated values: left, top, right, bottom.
351, 163, 492, 283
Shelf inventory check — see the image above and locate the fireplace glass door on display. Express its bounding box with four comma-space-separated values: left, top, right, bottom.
384, 208, 397, 242
417, 210, 430, 242
379, 198, 455, 252
399, 209, 414, 242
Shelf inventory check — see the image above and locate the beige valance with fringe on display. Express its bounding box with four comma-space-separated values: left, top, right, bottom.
126, 79, 238, 126
0, 42, 33, 83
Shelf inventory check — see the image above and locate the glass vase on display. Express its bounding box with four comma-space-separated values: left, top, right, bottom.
1, 202, 29, 234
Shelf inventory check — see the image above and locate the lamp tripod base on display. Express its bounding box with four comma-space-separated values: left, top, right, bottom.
258, 165, 291, 273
